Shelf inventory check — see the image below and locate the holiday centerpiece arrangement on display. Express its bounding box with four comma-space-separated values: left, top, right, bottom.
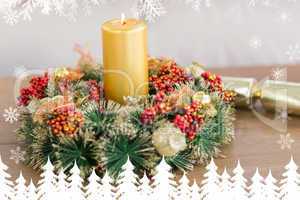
17, 51, 235, 178
16, 14, 300, 180
16, 16, 235, 178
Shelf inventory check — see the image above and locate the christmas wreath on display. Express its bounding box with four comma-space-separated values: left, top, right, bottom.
17, 49, 235, 178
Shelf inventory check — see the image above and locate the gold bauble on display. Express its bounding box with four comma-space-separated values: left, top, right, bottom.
54, 68, 69, 79
202, 94, 211, 104
192, 92, 211, 105
192, 91, 204, 102
152, 123, 187, 157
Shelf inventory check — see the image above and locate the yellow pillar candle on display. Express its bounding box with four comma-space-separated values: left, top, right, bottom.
102, 15, 148, 104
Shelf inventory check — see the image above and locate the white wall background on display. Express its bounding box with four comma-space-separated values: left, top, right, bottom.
0, 0, 300, 76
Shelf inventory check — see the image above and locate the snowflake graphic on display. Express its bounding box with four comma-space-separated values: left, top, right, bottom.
185, 0, 211, 11
136, 0, 166, 22
249, 37, 262, 49
3, 9, 19, 26
249, 0, 272, 7
262, 0, 272, 6
1, 0, 106, 25
277, 133, 294, 150
279, 12, 291, 23
286, 44, 300, 61
3, 107, 20, 124
275, 109, 289, 129
271, 67, 287, 81
10, 146, 26, 164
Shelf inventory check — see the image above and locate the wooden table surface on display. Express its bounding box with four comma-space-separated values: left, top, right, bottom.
0, 65, 299, 184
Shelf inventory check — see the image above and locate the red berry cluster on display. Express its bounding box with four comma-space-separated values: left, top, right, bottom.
18, 88, 33, 107
140, 103, 175, 125
47, 104, 84, 136
149, 62, 189, 93
140, 107, 157, 124
18, 73, 49, 106
153, 91, 166, 103
141, 98, 204, 140
201, 72, 223, 93
87, 80, 101, 102
140, 91, 174, 124
173, 101, 204, 140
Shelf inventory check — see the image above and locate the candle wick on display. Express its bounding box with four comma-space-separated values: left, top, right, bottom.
121, 13, 126, 25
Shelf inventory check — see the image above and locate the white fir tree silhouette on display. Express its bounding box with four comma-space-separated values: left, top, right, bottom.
138, 172, 153, 199
67, 161, 86, 200
7, 157, 300, 200
177, 172, 191, 200
249, 169, 265, 200
37, 157, 58, 200
118, 158, 139, 200
190, 180, 200, 200
152, 157, 176, 200
199, 158, 220, 200
280, 157, 300, 200
263, 170, 279, 200
56, 170, 69, 199
14, 172, 27, 200
101, 171, 116, 200
27, 179, 38, 200
86, 169, 102, 200
0, 155, 14, 200
231, 160, 248, 200
219, 168, 233, 199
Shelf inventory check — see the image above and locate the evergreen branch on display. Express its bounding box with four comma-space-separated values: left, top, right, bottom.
54, 129, 100, 177
82, 100, 120, 137
191, 97, 235, 163
166, 150, 194, 171
29, 129, 58, 170
102, 134, 156, 179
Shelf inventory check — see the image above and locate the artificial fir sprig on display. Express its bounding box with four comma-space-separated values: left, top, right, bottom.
82, 100, 120, 137
29, 128, 58, 170
166, 149, 194, 171
102, 134, 159, 179
54, 129, 100, 177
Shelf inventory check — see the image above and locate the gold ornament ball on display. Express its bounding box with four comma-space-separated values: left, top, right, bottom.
193, 91, 211, 104
54, 68, 69, 79
152, 123, 187, 157
202, 94, 211, 104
